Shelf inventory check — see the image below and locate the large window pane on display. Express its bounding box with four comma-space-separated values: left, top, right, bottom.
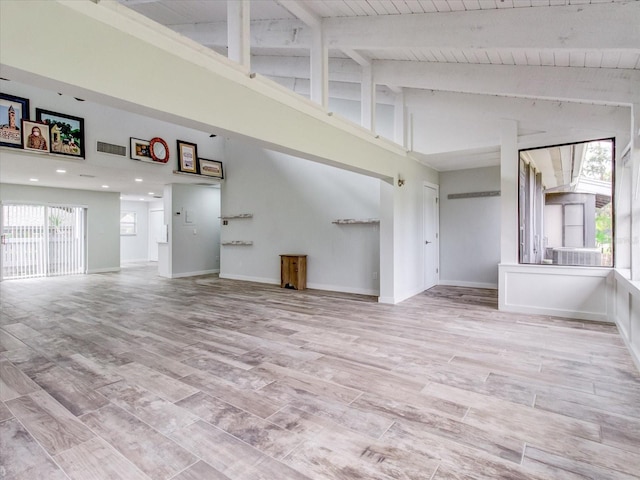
519, 139, 614, 267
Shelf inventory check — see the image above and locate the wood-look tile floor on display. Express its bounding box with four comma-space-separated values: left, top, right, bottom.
1, 263, 639, 480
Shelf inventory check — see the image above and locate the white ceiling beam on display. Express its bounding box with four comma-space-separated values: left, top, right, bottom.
374, 61, 640, 106
322, 2, 640, 51
249, 55, 640, 106
275, 1, 327, 107
342, 48, 370, 67
170, 2, 640, 52
361, 64, 375, 131
276, 0, 321, 29
227, 0, 250, 68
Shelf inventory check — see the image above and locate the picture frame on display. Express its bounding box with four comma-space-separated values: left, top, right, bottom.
22, 120, 50, 154
177, 140, 198, 173
0, 93, 29, 148
36, 108, 85, 158
130, 137, 152, 162
198, 158, 224, 178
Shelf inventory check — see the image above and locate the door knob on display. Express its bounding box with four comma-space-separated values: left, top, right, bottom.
425, 240, 431, 244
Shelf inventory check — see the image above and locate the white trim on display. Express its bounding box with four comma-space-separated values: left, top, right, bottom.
88, 267, 120, 274
307, 282, 378, 297
379, 284, 425, 304
219, 273, 279, 285
219, 274, 379, 296
439, 280, 498, 290
501, 303, 610, 322
170, 268, 220, 278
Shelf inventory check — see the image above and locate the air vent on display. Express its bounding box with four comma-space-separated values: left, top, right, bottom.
97, 141, 126, 157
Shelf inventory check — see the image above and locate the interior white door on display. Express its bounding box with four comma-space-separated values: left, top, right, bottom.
148, 209, 163, 262
424, 185, 439, 290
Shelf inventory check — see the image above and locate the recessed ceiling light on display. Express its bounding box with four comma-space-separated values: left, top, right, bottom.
101, 185, 109, 188
139, 198, 145, 201
135, 178, 143, 182
56, 169, 66, 173
29, 178, 38, 182
148, 192, 154, 195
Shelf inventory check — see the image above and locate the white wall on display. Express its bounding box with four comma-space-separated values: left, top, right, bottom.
0, 183, 120, 273
611, 271, 640, 370
120, 200, 149, 263
439, 166, 501, 289
221, 139, 380, 295
164, 184, 220, 278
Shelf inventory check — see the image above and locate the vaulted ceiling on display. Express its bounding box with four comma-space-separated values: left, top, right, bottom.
115, 0, 640, 170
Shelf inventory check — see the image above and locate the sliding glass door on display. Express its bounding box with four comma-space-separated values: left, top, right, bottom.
1, 204, 86, 280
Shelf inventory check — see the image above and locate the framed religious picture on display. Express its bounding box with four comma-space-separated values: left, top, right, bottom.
198, 158, 223, 178
36, 108, 85, 158
177, 140, 197, 173
0, 93, 29, 148
22, 120, 51, 153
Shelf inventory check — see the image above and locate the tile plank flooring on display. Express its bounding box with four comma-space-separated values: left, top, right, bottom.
1, 264, 639, 479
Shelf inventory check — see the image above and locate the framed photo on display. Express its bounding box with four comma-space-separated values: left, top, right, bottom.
0, 93, 29, 148
130, 137, 152, 162
22, 120, 50, 153
177, 140, 197, 173
36, 108, 85, 158
198, 158, 224, 178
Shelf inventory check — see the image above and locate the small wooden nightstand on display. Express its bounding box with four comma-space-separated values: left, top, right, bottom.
280, 254, 307, 290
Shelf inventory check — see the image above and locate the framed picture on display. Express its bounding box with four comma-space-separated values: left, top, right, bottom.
130, 137, 152, 162
36, 108, 85, 158
198, 158, 224, 178
22, 120, 50, 153
0, 93, 29, 148
177, 140, 197, 173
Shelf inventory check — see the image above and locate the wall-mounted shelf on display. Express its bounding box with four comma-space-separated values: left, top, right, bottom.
221, 240, 253, 246
332, 218, 380, 225
172, 170, 222, 184
219, 214, 253, 220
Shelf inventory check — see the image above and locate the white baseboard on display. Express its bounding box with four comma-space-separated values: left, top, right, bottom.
378, 285, 426, 304
500, 303, 610, 323
219, 274, 378, 296
438, 280, 498, 290
219, 273, 279, 285
171, 269, 220, 278
307, 282, 378, 297
87, 267, 120, 274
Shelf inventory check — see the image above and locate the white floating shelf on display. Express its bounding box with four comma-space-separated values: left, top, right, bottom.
221, 240, 253, 246
332, 219, 380, 225
220, 214, 253, 219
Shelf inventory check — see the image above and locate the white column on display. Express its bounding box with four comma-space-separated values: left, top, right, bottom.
394, 89, 405, 147
361, 64, 375, 131
310, 27, 328, 107
631, 104, 640, 280
227, 0, 250, 69
500, 119, 519, 265
378, 179, 395, 303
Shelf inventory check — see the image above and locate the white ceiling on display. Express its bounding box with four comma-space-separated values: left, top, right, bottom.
1, 0, 637, 198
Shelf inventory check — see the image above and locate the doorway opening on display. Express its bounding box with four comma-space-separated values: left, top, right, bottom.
1, 204, 86, 280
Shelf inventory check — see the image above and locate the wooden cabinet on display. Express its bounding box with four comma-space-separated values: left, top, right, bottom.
280, 254, 307, 290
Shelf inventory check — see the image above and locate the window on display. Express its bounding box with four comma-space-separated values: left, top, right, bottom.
120, 211, 136, 235
519, 139, 614, 267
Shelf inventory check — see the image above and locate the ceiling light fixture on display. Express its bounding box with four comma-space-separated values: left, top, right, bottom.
29, 178, 38, 182
135, 178, 143, 182
101, 185, 109, 188
56, 169, 66, 173
148, 192, 154, 195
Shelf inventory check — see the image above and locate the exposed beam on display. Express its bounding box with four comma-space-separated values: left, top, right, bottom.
249, 55, 640, 106
322, 2, 640, 51
170, 3, 640, 52
394, 89, 405, 147
227, 0, 250, 68
342, 48, 370, 67
276, 0, 320, 29
361, 63, 375, 131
